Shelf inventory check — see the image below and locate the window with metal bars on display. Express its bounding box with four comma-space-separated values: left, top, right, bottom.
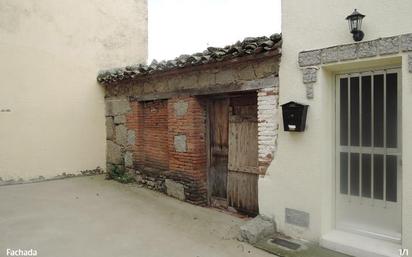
338, 70, 400, 202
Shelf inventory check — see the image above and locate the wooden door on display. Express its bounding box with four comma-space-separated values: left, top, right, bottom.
209, 99, 229, 202
227, 96, 259, 215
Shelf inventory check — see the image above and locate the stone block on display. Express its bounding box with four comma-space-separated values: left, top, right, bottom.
174, 135, 187, 152
115, 125, 128, 146
124, 152, 133, 168
253, 61, 277, 78
107, 141, 122, 164
298, 50, 321, 66
125, 168, 136, 177
306, 84, 314, 99
127, 130, 136, 146
237, 66, 256, 80
152, 79, 169, 92
114, 115, 126, 124
240, 215, 276, 244
106, 117, 114, 140
197, 71, 215, 89
321, 46, 339, 64
174, 100, 188, 117
165, 179, 185, 201
339, 44, 358, 61
130, 84, 144, 95
106, 163, 115, 173
135, 174, 143, 183
105, 98, 131, 116
179, 74, 198, 90
215, 69, 236, 85
358, 40, 378, 58
302, 67, 317, 84
285, 208, 310, 228
378, 36, 400, 55
401, 33, 412, 52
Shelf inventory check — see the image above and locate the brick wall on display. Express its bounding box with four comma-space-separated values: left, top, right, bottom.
122, 96, 208, 205
126, 100, 169, 170
142, 100, 169, 170
167, 96, 208, 205
257, 82, 279, 174
126, 101, 143, 164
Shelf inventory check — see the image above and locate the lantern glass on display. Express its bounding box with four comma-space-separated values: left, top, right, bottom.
350, 19, 360, 32
346, 9, 365, 32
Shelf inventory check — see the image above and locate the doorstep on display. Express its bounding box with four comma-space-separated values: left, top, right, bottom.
320, 230, 401, 257
254, 235, 352, 257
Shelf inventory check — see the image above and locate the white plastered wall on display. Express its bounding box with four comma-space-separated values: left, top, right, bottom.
0, 0, 147, 180
259, 0, 412, 249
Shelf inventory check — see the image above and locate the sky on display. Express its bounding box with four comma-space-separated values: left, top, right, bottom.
148, 0, 281, 62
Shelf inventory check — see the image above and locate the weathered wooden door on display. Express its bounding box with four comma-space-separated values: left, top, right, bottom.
227, 96, 259, 215
209, 99, 229, 202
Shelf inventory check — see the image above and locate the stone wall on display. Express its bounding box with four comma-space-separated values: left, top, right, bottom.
104, 54, 279, 100
105, 98, 133, 173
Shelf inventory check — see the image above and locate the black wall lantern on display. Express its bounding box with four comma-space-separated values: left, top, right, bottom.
346, 9, 365, 42
281, 101, 309, 132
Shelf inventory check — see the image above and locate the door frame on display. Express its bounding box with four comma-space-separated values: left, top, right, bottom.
205, 92, 259, 213
206, 94, 232, 206
334, 66, 402, 242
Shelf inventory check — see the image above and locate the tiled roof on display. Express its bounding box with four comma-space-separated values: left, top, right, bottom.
97, 33, 281, 85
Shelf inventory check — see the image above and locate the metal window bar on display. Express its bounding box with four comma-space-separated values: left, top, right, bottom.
383, 71, 387, 205
359, 75, 363, 200
348, 76, 351, 200
339, 70, 401, 202
339, 146, 399, 154
372, 72, 375, 202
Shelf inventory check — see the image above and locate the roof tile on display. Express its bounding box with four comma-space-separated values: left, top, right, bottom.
97, 33, 281, 85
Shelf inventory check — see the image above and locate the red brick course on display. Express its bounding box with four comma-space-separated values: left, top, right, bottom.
126, 100, 169, 170
168, 96, 208, 204
126, 96, 208, 205
126, 101, 143, 164
142, 100, 169, 170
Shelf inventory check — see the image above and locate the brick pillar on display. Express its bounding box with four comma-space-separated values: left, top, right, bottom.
257, 86, 279, 174
168, 96, 207, 205
126, 100, 144, 167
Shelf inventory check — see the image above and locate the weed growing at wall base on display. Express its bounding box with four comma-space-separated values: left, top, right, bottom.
106, 165, 135, 184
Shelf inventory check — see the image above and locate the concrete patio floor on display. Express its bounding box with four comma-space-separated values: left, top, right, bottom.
0, 175, 274, 257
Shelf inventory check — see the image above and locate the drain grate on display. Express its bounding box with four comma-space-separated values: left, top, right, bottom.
270, 238, 301, 250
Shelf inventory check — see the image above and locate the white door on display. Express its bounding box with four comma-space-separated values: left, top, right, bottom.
336, 69, 402, 243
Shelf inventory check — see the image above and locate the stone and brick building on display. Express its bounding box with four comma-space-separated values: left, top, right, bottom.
98, 34, 281, 214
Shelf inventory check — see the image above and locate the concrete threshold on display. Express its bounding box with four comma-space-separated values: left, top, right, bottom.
320, 230, 401, 257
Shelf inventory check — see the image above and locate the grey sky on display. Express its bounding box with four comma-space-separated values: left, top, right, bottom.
148, 0, 281, 62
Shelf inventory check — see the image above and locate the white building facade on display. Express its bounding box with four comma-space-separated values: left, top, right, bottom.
0, 0, 147, 181
259, 1, 412, 256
